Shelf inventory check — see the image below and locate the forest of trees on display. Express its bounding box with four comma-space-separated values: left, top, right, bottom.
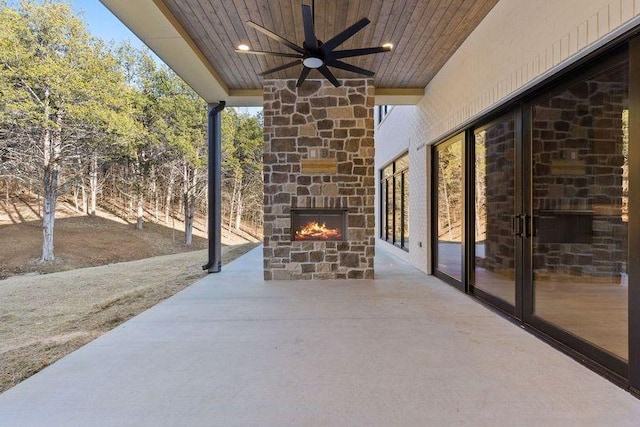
0, 1, 263, 261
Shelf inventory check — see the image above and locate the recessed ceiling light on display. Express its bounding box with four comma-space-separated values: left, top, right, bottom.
382, 43, 394, 50
237, 44, 250, 51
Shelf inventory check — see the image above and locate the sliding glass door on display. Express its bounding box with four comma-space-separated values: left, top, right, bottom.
526, 51, 630, 372
472, 112, 518, 311
433, 134, 464, 288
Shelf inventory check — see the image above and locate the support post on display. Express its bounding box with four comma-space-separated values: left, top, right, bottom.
203, 101, 226, 273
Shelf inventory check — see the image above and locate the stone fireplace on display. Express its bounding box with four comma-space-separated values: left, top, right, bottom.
263, 79, 375, 280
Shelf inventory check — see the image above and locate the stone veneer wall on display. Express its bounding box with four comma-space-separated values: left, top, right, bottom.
476, 114, 516, 276
531, 61, 628, 282
263, 79, 375, 280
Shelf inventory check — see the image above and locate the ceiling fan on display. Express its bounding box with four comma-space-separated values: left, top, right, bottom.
235, 1, 392, 87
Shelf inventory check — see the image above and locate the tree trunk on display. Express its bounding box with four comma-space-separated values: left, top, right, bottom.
235, 192, 243, 231
41, 91, 59, 262
439, 161, 453, 240
164, 167, 175, 223
81, 183, 88, 214
136, 194, 144, 230
227, 172, 238, 237
183, 164, 197, 246
73, 183, 80, 212
150, 166, 159, 223
42, 167, 57, 262
89, 152, 98, 216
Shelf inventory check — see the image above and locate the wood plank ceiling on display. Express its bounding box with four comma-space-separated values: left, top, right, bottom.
160, 0, 499, 90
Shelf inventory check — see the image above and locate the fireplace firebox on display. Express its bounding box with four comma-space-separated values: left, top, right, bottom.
290, 208, 348, 241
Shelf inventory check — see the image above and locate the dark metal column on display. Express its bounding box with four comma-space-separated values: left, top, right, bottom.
202, 101, 225, 273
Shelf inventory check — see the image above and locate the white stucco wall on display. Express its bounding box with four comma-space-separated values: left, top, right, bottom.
375, 0, 640, 273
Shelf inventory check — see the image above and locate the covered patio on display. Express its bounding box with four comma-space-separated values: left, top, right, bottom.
0, 246, 639, 425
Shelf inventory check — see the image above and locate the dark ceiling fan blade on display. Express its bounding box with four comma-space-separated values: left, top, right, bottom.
321, 17, 370, 53
258, 59, 302, 76
296, 66, 311, 87
246, 21, 305, 54
328, 46, 391, 59
301, 5, 317, 51
235, 49, 302, 58
317, 65, 340, 87
326, 59, 375, 77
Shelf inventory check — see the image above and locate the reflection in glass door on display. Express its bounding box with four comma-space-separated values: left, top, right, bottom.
434, 135, 464, 283
473, 113, 517, 308
530, 55, 629, 362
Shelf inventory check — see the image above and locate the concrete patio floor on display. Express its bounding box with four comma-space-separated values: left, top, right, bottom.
1, 245, 640, 426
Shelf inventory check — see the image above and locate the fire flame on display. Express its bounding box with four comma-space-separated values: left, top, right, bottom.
295, 221, 342, 240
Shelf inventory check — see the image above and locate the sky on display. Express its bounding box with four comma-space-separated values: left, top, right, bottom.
72, 0, 147, 50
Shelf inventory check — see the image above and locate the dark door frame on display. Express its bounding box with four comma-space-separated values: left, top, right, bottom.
466, 109, 523, 318
432, 132, 467, 292
522, 47, 631, 379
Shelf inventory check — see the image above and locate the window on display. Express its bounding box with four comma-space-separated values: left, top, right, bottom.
380, 153, 409, 250
376, 105, 390, 125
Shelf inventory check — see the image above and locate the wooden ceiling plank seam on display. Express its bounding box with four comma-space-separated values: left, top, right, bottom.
317, 0, 326, 42
176, 0, 240, 88
321, 0, 350, 79
242, 0, 280, 81
345, 0, 362, 51
396, 0, 456, 86
316, 0, 336, 45
399, 0, 464, 87
369, 0, 405, 85
354, 0, 383, 72
190, 0, 249, 89
277, 0, 297, 59
271, 0, 298, 79
281, 0, 300, 81
252, 0, 280, 78
212, 0, 263, 88
367, 0, 395, 83
245, 0, 276, 78
379, 0, 436, 87
261, 0, 288, 79
168, 0, 239, 89
289, 0, 307, 79
314, 0, 326, 45
326, 0, 358, 76
411, 0, 498, 87
332, 0, 350, 53
335, 0, 366, 76
370, 0, 403, 79
375, 0, 421, 85
270, 0, 294, 77
227, 0, 263, 87
235, 0, 276, 86
351, 0, 371, 70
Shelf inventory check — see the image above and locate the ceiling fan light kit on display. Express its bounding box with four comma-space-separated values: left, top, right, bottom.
236, 1, 392, 87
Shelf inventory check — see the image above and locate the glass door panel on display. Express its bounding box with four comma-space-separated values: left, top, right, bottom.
474, 113, 517, 306
530, 57, 629, 360
435, 135, 464, 281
